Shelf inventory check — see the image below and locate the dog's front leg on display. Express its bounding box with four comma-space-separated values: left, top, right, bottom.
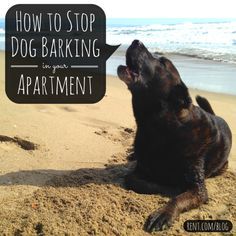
125, 171, 182, 195
145, 159, 208, 232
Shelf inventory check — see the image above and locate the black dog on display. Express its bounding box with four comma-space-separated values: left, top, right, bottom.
117, 40, 232, 232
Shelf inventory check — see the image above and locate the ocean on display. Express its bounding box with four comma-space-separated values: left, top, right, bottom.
2, 18, 236, 95
107, 18, 236, 63
106, 18, 236, 95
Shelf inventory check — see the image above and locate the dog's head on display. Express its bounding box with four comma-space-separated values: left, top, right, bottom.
117, 40, 192, 111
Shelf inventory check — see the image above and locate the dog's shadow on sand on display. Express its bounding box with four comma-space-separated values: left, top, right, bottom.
0, 162, 134, 189
0, 161, 179, 198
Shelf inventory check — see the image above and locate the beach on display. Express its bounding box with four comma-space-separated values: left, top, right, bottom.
0, 51, 236, 235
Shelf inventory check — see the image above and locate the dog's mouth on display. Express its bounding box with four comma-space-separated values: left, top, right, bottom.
117, 40, 143, 85
117, 65, 139, 85
117, 40, 152, 86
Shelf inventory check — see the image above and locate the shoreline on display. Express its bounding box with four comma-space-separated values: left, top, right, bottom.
107, 51, 236, 96
108, 73, 236, 98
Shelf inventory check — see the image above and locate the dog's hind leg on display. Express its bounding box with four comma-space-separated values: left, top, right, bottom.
207, 160, 228, 178
124, 171, 182, 196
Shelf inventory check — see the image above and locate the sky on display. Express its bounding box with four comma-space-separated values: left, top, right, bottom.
1, 0, 236, 18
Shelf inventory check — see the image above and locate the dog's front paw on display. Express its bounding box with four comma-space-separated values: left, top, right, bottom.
144, 208, 175, 232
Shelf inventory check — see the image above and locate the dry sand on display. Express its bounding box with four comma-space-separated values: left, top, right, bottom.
0, 51, 236, 235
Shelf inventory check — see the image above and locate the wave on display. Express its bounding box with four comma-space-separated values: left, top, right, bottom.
115, 46, 236, 64
157, 51, 236, 64
107, 20, 236, 64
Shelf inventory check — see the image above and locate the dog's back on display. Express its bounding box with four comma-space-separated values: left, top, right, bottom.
195, 96, 232, 177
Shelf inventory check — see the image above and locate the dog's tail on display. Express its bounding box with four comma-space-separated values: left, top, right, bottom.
196, 95, 215, 115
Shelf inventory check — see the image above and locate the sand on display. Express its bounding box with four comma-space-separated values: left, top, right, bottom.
0, 51, 236, 235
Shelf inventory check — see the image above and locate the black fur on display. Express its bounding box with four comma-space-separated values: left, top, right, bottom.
196, 95, 215, 115
117, 40, 232, 232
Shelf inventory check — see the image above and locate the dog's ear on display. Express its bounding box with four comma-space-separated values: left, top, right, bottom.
168, 81, 192, 111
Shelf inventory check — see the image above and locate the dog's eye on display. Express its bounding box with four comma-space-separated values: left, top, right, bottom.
159, 57, 166, 67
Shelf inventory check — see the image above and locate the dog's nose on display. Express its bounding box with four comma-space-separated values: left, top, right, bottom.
131, 40, 143, 47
